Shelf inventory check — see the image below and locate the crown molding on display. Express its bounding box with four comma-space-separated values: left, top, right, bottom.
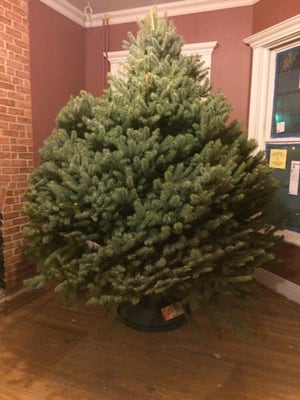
40, 0, 260, 28
182, 41, 218, 56
244, 14, 300, 49
93, 0, 260, 26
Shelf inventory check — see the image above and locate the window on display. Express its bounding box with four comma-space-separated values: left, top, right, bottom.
245, 15, 300, 245
244, 15, 300, 149
271, 46, 300, 138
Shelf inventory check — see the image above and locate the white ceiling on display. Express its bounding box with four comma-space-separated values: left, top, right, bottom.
66, 0, 185, 14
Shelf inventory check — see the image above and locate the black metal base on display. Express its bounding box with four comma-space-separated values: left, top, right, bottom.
118, 301, 188, 332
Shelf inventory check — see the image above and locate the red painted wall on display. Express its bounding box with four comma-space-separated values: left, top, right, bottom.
173, 7, 253, 127
29, 0, 85, 165
85, 22, 137, 96
253, 0, 300, 33
85, 8, 253, 126
85, 27, 103, 97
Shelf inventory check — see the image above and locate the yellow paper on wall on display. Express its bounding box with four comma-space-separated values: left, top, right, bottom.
269, 148, 287, 169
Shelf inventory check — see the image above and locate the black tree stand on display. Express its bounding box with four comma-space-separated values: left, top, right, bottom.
118, 299, 188, 332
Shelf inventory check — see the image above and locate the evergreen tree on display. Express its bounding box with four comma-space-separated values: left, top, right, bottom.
24, 10, 282, 310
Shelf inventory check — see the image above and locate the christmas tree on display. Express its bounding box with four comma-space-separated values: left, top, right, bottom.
24, 10, 282, 312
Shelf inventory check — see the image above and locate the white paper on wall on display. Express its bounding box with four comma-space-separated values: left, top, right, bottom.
288, 161, 300, 196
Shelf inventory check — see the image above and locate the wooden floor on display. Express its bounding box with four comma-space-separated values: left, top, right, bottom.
0, 284, 299, 400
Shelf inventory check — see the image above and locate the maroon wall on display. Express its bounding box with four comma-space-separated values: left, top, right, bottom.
173, 7, 253, 127
85, 22, 137, 96
253, 0, 300, 33
85, 27, 103, 97
29, 1, 85, 165
85, 8, 253, 126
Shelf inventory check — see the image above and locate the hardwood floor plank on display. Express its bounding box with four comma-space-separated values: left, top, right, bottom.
0, 285, 300, 399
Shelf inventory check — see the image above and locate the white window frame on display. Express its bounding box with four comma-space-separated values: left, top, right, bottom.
105, 41, 218, 79
244, 14, 300, 246
244, 15, 300, 149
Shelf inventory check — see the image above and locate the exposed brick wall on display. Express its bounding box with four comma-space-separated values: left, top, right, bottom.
0, 0, 34, 292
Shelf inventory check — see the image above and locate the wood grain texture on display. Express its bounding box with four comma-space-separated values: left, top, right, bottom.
0, 284, 299, 400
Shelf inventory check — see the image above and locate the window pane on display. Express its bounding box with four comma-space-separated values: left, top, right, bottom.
271, 46, 300, 138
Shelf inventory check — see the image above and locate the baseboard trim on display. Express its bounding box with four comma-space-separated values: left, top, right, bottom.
254, 268, 300, 305
0, 287, 34, 305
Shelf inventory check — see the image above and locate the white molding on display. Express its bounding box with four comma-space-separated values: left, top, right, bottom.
279, 230, 300, 247
94, 0, 260, 27
105, 50, 128, 77
105, 50, 128, 63
254, 267, 300, 305
244, 14, 300, 49
40, 0, 85, 26
105, 41, 218, 79
246, 46, 272, 150
182, 41, 218, 80
0, 287, 35, 305
41, 0, 260, 27
244, 15, 300, 149
181, 41, 218, 56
